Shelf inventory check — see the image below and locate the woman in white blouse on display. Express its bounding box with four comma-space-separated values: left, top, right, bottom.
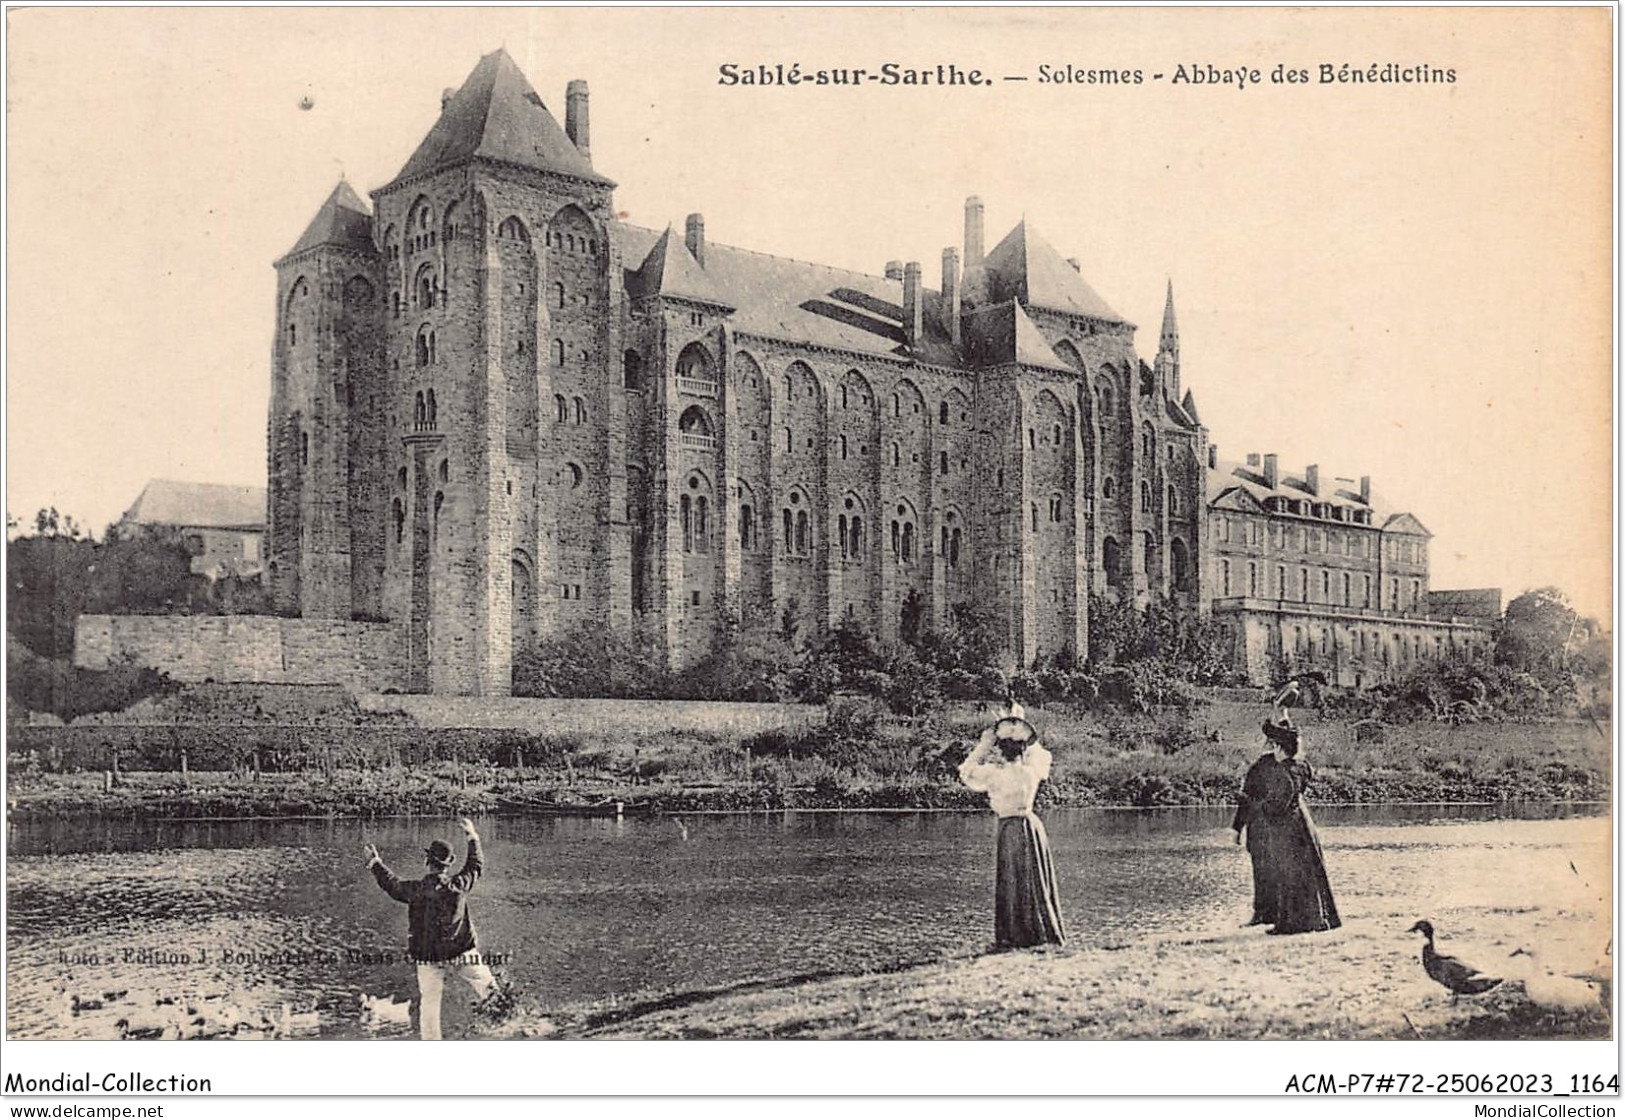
958, 712, 1066, 949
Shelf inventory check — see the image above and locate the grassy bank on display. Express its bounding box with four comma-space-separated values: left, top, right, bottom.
5, 702, 1609, 819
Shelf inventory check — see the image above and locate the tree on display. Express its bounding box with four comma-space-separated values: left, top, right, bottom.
1497, 587, 1583, 679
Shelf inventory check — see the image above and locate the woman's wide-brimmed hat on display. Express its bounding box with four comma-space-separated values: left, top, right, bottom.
992, 716, 1039, 758
1262, 718, 1300, 750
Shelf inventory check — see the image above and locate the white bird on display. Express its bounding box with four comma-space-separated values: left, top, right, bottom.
280, 1003, 321, 1034
1508, 948, 1603, 1012
360, 993, 412, 1027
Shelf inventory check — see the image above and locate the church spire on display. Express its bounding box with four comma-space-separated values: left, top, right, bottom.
1159, 278, 1179, 356
1156, 278, 1181, 401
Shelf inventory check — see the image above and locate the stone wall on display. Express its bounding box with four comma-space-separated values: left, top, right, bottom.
74, 615, 407, 692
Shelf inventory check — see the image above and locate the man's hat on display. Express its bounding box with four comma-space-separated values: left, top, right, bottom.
425, 840, 454, 866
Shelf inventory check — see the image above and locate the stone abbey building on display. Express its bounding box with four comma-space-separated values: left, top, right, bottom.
266, 50, 1495, 696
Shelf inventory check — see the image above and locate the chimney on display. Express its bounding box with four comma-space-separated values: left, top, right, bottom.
1305, 464, 1319, 496
964, 196, 985, 266
565, 79, 591, 160
942, 247, 961, 346
1263, 453, 1279, 489
884, 260, 904, 282
1246, 452, 1260, 467
903, 261, 923, 349
685, 213, 706, 267
1066, 257, 1081, 272
1360, 475, 1371, 503
441, 87, 456, 112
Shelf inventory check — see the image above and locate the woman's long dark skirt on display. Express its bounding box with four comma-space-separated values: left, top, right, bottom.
994, 814, 1066, 949
1268, 802, 1341, 935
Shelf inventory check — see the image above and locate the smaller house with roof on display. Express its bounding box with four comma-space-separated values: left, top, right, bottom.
119, 479, 267, 581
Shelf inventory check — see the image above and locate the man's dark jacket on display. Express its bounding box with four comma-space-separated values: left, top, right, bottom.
371, 837, 483, 962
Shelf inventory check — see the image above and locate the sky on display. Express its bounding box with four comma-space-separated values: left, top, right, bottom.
5, 7, 1614, 620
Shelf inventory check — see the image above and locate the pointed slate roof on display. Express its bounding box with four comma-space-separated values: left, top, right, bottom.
283, 180, 374, 260
981, 221, 1124, 323
1180, 388, 1201, 424
387, 49, 610, 188
963, 301, 1074, 373
1160, 279, 1179, 349
629, 226, 732, 308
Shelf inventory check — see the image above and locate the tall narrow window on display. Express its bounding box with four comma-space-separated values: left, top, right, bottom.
573, 398, 585, 425
554, 282, 566, 309
553, 339, 565, 366
426, 389, 437, 429
1222, 559, 1231, 596
939, 401, 949, 424
695, 497, 709, 552
901, 522, 915, 563
890, 520, 900, 557
783, 509, 793, 552
555, 395, 568, 423
680, 496, 693, 552
851, 516, 863, 556
939, 451, 948, 476
740, 505, 755, 551
950, 528, 961, 567
1030, 503, 1039, 532
839, 515, 849, 558
795, 511, 810, 554
1248, 562, 1258, 596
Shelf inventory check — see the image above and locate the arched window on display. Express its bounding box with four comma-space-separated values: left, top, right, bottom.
552, 339, 565, 366
901, 522, 915, 563
416, 330, 430, 367
841, 385, 849, 409
783, 509, 793, 551
1142, 424, 1156, 459
890, 443, 900, 467
623, 351, 643, 390
1140, 481, 1152, 513
1168, 485, 1178, 516
850, 516, 864, 556
1221, 559, 1232, 596
1103, 536, 1122, 588
1053, 423, 1062, 449
892, 393, 901, 418
555, 394, 568, 423
1030, 503, 1039, 532
418, 268, 436, 310
497, 216, 529, 244
287, 322, 297, 347
795, 510, 810, 554
950, 527, 962, 567
1100, 383, 1115, 416
838, 515, 849, 557
695, 496, 709, 552
426, 389, 437, 429
939, 401, 949, 424
785, 427, 794, 452
554, 282, 566, 310
573, 397, 586, 425
840, 435, 848, 460
300, 430, 310, 466
413, 392, 426, 430
1103, 476, 1116, 499
940, 451, 949, 476
1171, 538, 1190, 590
1028, 428, 1036, 450
680, 495, 693, 553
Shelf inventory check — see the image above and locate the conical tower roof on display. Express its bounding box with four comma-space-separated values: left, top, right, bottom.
629, 226, 732, 308
282, 180, 374, 260
386, 49, 610, 188
982, 221, 1123, 322
1160, 279, 1179, 350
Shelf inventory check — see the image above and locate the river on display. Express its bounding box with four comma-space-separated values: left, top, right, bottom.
5, 804, 1610, 1039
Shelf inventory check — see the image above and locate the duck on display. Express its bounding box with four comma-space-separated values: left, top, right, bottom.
1507, 948, 1603, 1012
1408, 920, 1502, 1001
279, 1003, 322, 1035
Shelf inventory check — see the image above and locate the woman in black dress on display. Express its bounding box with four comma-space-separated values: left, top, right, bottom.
1232, 683, 1341, 935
